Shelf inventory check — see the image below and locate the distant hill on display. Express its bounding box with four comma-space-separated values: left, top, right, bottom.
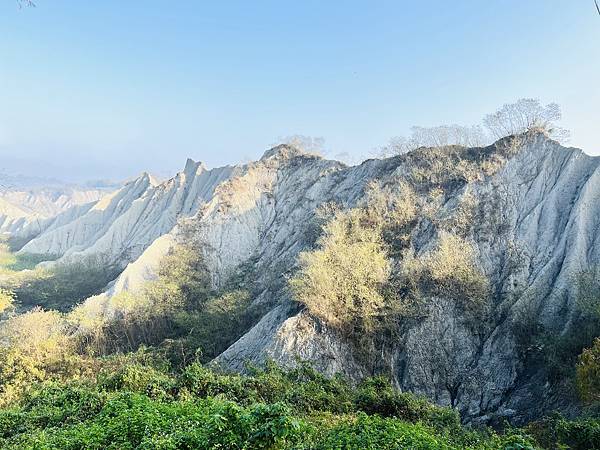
0, 174, 117, 235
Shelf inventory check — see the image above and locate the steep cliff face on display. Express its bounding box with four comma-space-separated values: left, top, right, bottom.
78, 146, 395, 318
22, 134, 600, 423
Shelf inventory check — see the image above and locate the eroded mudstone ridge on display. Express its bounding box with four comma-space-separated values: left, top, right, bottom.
15, 133, 600, 424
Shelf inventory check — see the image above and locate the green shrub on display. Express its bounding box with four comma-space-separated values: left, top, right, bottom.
5, 253, 57, 271
98, 363, 176, 400
577, 338, 600, 404
0, 394, 303, 450
0, 308, 86, 406
354, 376, 460, 429
290, 207, 391, 334
400, 233, 489, 309
528, 413, 600, 450
276, 362, 353, 414
174, 288, 257, 363
0, 383, 105, 439
312, 413, 457, 450
0, 288, 14, 313
180, 363, 248, 402
12, 255, 121, 312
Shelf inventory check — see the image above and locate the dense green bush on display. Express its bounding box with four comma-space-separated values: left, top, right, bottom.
527, 413, 600, 450
577, 338, 600, 404
354, 376, 459, 429
313, 413, 454, 450
98, 363, 177, 400
0, 394, 303, 450
173, 288, 258, 363
180, 361, 355, 413
0, 383, 106, 434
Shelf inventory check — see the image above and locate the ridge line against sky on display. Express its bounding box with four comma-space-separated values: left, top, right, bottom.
1, 0, 599, 182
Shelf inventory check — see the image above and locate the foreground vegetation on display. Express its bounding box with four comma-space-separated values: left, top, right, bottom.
0, 236, 599, 448
0, 348, 599, 449
0, 351, 586, 450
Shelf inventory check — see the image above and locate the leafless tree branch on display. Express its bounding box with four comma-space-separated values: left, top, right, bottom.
17, 0, 36, 8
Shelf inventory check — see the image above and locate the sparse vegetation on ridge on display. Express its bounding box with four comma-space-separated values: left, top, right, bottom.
379, 98, 569, 158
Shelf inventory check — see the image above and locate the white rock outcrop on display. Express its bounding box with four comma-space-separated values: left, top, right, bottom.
18, 160, 236, 266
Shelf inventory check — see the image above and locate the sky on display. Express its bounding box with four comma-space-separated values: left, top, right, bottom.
0, 0, 599, 183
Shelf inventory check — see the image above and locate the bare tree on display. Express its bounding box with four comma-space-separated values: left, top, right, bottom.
378, 97, 571, 159
411, 124, 487, 148
275, 135, 326, 155
379, 124, 487, 157
17, 0, 36, 7
409, 308, 485, 410
483, 98, 569, 142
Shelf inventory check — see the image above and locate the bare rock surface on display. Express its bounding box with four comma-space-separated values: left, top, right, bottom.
18, 160, 236, 266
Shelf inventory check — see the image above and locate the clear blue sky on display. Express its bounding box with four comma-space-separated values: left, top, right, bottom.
1, 0, 598, 182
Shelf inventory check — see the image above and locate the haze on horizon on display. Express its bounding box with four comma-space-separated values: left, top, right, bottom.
1, 1, 599, 184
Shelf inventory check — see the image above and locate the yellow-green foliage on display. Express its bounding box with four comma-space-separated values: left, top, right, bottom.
0, 243, 15, 271
443, 191, 479, 236
576, 337, 600, 404
291, 182, 489, 332
173, 289, 253, 362
69, 243, 256, 364
0, 240, 55, 277
290, 208, 391, 333
401, 233, 488, 308
155, 244, 212, 306
575, 267, 600, 319
364, 181, 418, 230
0, 288, 14, 313
0, 309, 83, 406
364, 181, 419, 255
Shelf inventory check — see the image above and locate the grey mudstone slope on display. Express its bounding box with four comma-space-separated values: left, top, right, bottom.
17, 160, 236, 267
